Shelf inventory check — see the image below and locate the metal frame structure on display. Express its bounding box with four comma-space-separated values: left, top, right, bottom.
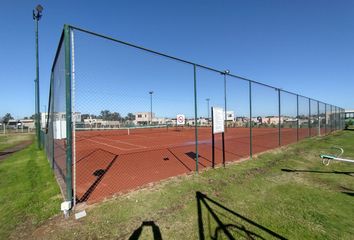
43, 24, 346, 205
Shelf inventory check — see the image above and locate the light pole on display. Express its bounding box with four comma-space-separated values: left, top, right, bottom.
33, 4, 43, 149
206, 98, 210, 125
149, 91, 153, 125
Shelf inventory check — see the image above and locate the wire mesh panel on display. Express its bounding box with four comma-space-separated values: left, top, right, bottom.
195, 67, 224, 168
226, 76, 250, 160
44, 74, 55, 168
280, 91, 297, 145
43, 25, 346, 205
341, 108, 345, 129
318, 102, 326, 135
251, 83, 279, 154
298, 96, 310, 140
51, 39, 67, 197
336, 107, 340, 130
73, 29, 196, 203
325, 104, 331, 134
333, 106, 337, 131
310, 99, 319, 136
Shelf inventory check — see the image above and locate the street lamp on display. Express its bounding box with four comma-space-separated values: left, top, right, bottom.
33, 4, 43, 149
149, 91, 153, 125
206, 98, 210, 125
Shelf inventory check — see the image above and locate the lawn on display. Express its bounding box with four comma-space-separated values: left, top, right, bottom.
0, 137, 61, 240
0, 133, 34, 152
30, 130, 353, 239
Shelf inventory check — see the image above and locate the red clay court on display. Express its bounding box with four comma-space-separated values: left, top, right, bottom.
68, 126, 316, 203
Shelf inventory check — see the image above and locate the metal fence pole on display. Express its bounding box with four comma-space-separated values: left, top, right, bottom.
193, 65, 199, 173
224, 72, 227, 132
249, 81, 252, 159
64, 24, 73, 202
317, 101, 320, 136
330, 105, 333, 132
34, 11, 41, 149
278, 89, 281, 146
296, 94, 299, 141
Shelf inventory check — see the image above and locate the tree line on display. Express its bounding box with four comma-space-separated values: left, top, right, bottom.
81, 110, 135, 122
0, 113, 36, 124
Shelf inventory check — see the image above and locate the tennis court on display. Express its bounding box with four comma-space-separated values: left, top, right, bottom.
43, 25, 345, 206
71, 126, 307, 203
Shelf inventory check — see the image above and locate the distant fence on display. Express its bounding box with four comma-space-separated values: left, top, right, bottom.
43, 25, 345, 204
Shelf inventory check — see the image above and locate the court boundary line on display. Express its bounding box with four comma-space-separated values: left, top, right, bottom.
85, 138, 145, 151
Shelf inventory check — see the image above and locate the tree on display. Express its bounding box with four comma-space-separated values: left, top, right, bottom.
100, 110, 122, 121
30, 114, 36, 120
126, 113, 135, 121
2, 113, 13, 124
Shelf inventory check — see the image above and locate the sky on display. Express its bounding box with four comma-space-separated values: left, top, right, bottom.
0, 0, 353, 119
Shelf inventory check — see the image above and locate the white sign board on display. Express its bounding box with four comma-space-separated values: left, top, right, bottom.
212, 107, 224, 134
176, 114, 185, 125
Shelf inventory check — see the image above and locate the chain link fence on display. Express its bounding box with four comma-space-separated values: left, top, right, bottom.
42, 25, 346, 204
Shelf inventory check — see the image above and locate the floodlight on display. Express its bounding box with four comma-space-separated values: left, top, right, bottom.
36, 4, 43, 13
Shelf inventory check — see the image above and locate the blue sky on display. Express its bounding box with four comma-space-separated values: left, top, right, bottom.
0, 0, 353, 119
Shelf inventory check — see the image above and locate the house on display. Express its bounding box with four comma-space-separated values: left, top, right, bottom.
134, 112, 154, 125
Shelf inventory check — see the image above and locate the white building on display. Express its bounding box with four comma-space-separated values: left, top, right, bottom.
134, 112, 156, 125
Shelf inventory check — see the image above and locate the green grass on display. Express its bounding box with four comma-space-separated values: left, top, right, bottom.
0, 133, 34, 152
0, 139, 61, 239
8, 131, 354, 239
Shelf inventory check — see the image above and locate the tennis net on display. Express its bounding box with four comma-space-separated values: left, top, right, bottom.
75, 124, 169, 138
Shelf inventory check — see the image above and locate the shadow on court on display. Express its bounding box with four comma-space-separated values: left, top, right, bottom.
76, 148, 119, 203
196, 191, 287, 240
128, 221, 163, 240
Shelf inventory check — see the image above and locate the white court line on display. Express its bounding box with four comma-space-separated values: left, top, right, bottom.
85, 138, 144, 151
95, 136, 147, 149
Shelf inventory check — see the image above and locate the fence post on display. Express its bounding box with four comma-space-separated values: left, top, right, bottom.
249, 81, 252, 159
64, 24, 73, 203
193, 65, 199, 173
296, 94, 299, 141
278, 89, 281, 146
317, 101, 320, 136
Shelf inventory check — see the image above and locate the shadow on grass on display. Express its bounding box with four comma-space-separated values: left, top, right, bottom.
196, 191, 287, 240
342, 191, 354, 197
128, 221, 162, 240
281, 168, 354, 177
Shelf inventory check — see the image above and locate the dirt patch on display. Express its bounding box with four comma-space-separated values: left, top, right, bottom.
0, 140, 33, 162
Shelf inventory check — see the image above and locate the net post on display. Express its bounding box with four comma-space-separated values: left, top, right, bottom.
64, 24, 73, 203
249, 81, 252, 159
193, 64, 199, 173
